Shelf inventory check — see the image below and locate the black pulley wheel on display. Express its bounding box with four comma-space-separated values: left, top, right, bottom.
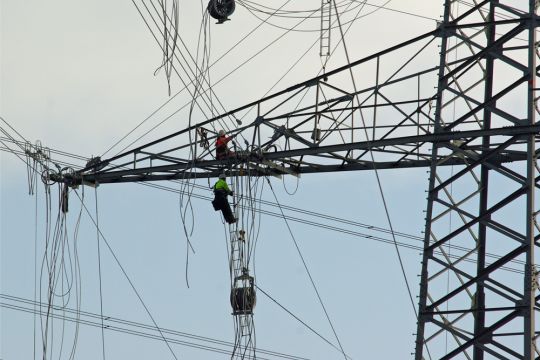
207, 0, 235, 21
230, 286, 256, 314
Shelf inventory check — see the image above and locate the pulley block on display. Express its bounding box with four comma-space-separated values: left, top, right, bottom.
230, 286, 256, 315
207, 0, 235, 23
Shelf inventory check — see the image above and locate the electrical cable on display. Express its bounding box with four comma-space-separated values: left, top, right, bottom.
330, 1, 434, 357
1, 293, 310, 360
110, 0, 294, 157
237, 0, 436, 33
117, 0, 311, 154
1, 142, 530, 275
94, 187, 107, 360
126, 0, 241, 154
0, 139, 532, 275
237, 0, 437, 22
1, 302, 300, 360
255, 285, 353, 360
153, 0, 180, 95
331, 0, 419, 317
219, 0, 368, 143
265, 177, 348, 360
73, 190, 180, 360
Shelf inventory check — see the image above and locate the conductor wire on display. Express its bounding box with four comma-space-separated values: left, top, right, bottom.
94, 187, 107, 360
330, 1, 432, 358
256, 285, 352, 359
74, 191, 180, 360
266, 177, 348, 360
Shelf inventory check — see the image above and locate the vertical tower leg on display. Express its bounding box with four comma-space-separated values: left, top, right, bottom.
415, 1, 540, 358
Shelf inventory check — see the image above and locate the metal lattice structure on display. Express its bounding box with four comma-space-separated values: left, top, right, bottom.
47, 1, 540, 358
227, 169, 259, 360
415, 1, 540, 359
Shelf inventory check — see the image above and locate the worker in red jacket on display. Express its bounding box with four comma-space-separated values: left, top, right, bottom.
215, 130, 235, 160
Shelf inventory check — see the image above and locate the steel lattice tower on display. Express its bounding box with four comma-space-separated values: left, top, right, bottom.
43, 1, 540, 358
415, 1, 540, 358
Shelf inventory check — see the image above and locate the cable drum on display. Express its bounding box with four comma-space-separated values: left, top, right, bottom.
207, 0, 236, 22
230, 286, 256, 315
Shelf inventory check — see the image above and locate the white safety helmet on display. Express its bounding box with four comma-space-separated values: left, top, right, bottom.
219, 172, 226, 180
218, 130, 225, 136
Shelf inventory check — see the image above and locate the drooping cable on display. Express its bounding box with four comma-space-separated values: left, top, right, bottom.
114, 0, 308, 154
153, 0, 180, 95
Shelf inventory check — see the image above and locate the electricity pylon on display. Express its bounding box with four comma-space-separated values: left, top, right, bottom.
415, 1, 540, 359
49, 1, 540, 357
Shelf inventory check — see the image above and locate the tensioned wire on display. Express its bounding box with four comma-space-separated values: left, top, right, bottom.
117, 0, 317, 155
0, 123, 534, 276
239, 0, 430, 32
113, 0, 400, 156
0, 136, 531, 275
266, 177, 348, 360
77, 182, 346, 358
94, 187, 107, 360
1, 119, 536, 358
238, 0, 437, 22
105, 0, 297, 158
131, 0, 228, 134
120, 0, 377, 163
104, 0, 296, 157
145, 0, 237, 137
327, 6, 438, 359
110, 0, 399, 155
2, 138, 325, 359
0, 302, 298, 360
237, 0, 360, 18
73, 190, 180, 360
229, 0, 369, 126
0, 294, 311, 360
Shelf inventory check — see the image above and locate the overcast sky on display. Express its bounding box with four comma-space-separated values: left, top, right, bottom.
1, 1, 454, 359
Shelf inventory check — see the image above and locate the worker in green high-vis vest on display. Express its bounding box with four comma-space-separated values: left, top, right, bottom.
212, 173, 236, 224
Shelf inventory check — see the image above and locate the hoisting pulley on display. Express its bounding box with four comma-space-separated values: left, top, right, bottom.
207, 0, 235, 24
230, 272, 256, 315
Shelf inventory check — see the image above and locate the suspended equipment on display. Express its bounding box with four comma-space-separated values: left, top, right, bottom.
227, 166, 258, 359
207, 0, 235, 24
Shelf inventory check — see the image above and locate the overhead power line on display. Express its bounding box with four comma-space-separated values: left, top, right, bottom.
0, 133, 530, 275
0, 294, 309, 360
